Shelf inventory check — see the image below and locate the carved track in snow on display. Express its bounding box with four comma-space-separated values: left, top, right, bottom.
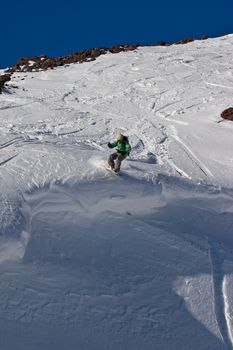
0, 154, 18, 167
169, 125, 214, 180
208, 240, 233, 349
0, 137, 25, 149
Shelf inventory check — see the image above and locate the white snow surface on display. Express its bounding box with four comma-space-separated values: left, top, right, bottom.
1, 35, 233, 349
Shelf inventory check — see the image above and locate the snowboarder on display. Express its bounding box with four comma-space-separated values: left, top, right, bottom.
107, 133, 132, 172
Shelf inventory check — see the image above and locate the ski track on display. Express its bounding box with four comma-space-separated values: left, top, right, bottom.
205, 82, 233, 90
208, 241, 233, 349
169, 125, 214, 180
0, 154, 18, 167
0, 137, 25, 149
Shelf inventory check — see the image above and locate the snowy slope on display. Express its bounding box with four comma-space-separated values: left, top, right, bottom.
0, 35, 233, 350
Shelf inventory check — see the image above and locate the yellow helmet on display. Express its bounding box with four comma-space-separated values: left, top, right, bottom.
116, 133, 124, 141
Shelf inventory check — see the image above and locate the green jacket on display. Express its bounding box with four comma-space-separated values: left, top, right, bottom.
109, 137, 131, 156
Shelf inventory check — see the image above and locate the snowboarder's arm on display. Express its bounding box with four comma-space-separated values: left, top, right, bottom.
108, 140, 118, 148
125, 143, 131, 154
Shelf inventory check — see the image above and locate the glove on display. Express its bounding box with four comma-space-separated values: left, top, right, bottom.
107, 142, 112, 148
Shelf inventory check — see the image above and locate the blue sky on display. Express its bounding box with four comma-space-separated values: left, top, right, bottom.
1, 0, 233, 68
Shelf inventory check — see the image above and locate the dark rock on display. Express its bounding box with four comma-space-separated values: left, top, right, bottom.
39, 54, 47, 60
110, 44, 139, 54
0, 74, 12, 93
110, 45, 125, 53
176, 37, 194, 45
125, 44, 139, 51
91, 49, 102, 58
156, 41, 171, 46
221, 107, 233, 121
17, 56, 41, 66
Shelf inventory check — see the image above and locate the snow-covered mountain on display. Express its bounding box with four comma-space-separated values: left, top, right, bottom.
1, 35, 233, 350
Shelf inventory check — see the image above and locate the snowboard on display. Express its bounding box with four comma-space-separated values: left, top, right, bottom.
105, 166, 120, 175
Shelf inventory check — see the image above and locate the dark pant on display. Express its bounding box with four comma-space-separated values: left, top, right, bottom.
108, 152, 127, 172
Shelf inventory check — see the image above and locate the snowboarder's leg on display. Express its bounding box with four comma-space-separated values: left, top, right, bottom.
115, 154, 126, 172
108, 152, 118, 169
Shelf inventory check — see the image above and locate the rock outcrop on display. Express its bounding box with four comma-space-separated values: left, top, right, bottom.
0, 73, 12, 93
221, 107, 233, 121
5, 44, 139, 74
